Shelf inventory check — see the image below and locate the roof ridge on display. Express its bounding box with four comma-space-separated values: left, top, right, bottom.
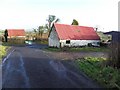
54, 23, 93, 28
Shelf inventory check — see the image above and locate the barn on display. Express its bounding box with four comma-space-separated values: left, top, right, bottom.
7, 29, 26, 38
48, 23, 100, 48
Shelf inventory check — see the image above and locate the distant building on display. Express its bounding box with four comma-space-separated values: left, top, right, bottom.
104, 31, 120, 43
48, 23, 100, 48
7, 29, 26, 38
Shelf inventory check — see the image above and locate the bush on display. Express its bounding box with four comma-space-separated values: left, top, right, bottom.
0, 46, 7, 61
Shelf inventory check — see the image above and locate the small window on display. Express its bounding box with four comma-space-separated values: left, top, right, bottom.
66, 40, 70, 44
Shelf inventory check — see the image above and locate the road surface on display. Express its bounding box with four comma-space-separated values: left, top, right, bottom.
2, 44, 100, 88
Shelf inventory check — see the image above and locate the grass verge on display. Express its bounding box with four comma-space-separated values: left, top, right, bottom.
75, 57, 120, 88
45, 47, 109, 52
45, 47, 61, 52
0, 45, 8, 62
2, 42, 26, 46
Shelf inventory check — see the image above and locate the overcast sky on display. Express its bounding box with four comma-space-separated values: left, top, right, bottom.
0, 0, 119, 31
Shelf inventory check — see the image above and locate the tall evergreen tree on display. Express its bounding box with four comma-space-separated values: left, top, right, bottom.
4, 29, 8, 42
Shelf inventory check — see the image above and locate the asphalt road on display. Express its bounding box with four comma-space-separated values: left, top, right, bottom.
2, 44, 100, 88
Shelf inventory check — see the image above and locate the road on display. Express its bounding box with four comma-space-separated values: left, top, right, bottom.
2, 44, 100, 88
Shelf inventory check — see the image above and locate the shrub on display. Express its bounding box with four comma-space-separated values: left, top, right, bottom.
0, 46, 7, 61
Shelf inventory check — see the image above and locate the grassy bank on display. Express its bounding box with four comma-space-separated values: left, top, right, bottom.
45, 47, 109, 52
0, 45, 8, 61
2, 42, 26, 46
75, 57, 120, 88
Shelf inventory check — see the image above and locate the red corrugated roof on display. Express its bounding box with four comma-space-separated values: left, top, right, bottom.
54, 23, 100, 40
7, 29, 25, 37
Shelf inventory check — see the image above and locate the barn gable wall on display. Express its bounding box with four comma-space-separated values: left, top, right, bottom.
48, 27, 60, 48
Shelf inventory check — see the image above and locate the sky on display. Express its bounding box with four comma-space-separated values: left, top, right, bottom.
0, 0, 119, 32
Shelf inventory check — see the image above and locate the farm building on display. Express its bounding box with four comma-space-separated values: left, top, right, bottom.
48, 23, 100, 48
7, 29, 26, 38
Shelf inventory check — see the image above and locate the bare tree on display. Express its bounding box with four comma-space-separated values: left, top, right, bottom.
38, 26, 44, 38
46, 15, 60, 32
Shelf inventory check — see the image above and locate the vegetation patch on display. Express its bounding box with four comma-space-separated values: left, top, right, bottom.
45, 47, 61, 52
0, 45, 8, 62
69, 47, 109, 52
97, 31, 111, 42
45, 47, 109, 52
75, 57, 120, 88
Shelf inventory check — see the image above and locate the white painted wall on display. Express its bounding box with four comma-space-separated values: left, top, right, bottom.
59, 40, 100, 47
49, 27, 60, 48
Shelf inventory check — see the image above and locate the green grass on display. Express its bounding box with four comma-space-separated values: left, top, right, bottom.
45, 47, 61, 52
45, 47, 109, 52
75, 57, 120, 88
0, 45, 8, 61
2, 42, 26, 46
69, 47, 109, 52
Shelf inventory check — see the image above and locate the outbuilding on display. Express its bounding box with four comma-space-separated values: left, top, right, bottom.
104, 31, 120, 43
7, 29, 26, 38
48, 23, 100, 48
